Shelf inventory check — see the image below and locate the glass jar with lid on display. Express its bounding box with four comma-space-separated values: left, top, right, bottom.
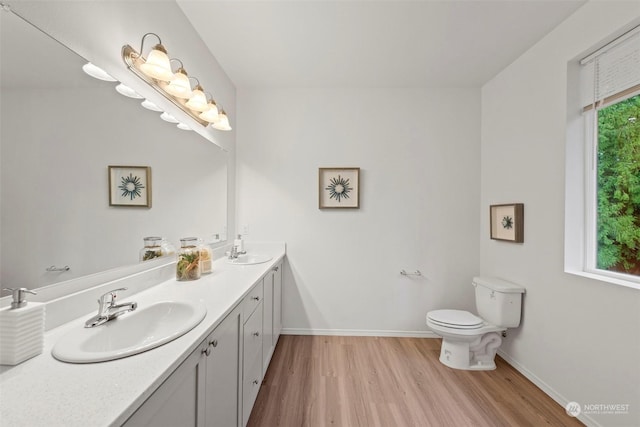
161, 239, 176, 257
176, 237, 201, 281
140, 236, 163, 261
198, 238, 213, 274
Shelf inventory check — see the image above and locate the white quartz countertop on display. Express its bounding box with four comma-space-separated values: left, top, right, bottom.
0, 243, 285, 427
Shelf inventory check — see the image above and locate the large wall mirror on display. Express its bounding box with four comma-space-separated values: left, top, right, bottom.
0, 10, 228, 292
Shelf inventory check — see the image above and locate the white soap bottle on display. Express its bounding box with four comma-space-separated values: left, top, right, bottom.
0, 288, 46, 365
234, 234, 245, 254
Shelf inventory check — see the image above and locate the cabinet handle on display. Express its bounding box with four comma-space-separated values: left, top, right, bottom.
253, 331, 260, 337
251, 296, 260, 301
209, 339, 218, 348
272, 266, 279, 272
253, 380, 259, 385
202, 346, 211, 357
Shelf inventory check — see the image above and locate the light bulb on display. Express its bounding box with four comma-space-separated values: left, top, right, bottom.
139, 44, 173, 81
199, 100, 220, 123
164, 68, 192, 99
212, 110, 232, 131
185, 85, 208, 112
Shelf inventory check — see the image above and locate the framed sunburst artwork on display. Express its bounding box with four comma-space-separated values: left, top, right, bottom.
109, 165, 151, 207
490, 203, 523, 242
319, 167, 360, 209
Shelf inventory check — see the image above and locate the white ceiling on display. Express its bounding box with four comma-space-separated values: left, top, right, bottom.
178, 0, 586, 89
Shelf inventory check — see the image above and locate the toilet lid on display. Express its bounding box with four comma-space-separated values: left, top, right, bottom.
427, 309, 484, 329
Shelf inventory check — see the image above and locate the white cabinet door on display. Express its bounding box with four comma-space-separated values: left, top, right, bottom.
273, 262, 283, 343
242, 300, 263, 427
262, 273, 274, 376
205, 305, 242, 427
123, 340, 207, 427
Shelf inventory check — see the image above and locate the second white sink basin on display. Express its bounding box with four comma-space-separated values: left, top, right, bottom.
227, 254, 272, 265
52, 300, 207, 363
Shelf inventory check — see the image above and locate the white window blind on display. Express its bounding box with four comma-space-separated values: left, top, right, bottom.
580, 26, 640, 109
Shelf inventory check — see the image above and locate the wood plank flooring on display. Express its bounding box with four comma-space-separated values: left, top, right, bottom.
247, 335, 583, 427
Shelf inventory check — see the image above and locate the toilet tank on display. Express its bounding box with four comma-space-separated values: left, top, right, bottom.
473, 277, 526, 328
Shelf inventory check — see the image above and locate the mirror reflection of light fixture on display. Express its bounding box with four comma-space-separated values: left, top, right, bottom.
141, 99, 163, 112
138, 33, 173, 82
211, 108, 232, 131
160, 112, 179, 123
82, 62, 117, 82
164, 59, 192, 99
122, 33, 232, 132
115, 83, 143, 99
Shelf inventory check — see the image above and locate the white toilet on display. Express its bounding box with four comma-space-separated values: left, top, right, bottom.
426, 277, 525, 371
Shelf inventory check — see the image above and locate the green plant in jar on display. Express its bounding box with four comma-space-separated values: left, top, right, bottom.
140, 236, 163, 261
177, 237, 201, 281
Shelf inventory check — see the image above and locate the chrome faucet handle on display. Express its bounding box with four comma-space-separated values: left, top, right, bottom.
97, 287, 127, 312
85, 287, 132, 328
229, 245, 239, 259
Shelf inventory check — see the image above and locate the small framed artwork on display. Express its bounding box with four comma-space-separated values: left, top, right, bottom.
490, 203, 524, 243
108, 165, 151, 207
319, 167, 360, 209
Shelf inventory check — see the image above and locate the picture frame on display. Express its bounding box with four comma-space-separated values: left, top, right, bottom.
108, 165, 151, 207
490, 203, 524, 243
319, 167, 360, 209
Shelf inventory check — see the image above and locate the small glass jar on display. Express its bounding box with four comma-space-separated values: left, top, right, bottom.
140, 236, 163, 261
161, 239, 176, 257
176, 237, 201, 281
198, 238, 213, 274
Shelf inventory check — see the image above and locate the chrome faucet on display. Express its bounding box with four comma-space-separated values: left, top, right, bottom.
228, 245, 239, 260
85, 287, 138, 328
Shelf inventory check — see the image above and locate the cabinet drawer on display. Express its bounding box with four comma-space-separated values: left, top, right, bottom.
243, 302, 263, 369
242, 349, 263, 426
243, 281, 264, 322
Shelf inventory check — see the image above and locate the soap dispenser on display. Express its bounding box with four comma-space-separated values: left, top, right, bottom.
234, 234, 245, 254
0, 288, 45, 365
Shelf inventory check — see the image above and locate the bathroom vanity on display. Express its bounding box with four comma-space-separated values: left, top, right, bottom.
0, 243, 285, 427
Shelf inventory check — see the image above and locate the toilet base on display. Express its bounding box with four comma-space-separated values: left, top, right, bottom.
438, 332, 502, 371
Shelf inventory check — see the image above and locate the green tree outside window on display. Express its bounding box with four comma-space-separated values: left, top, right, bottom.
597, 94, 640, 275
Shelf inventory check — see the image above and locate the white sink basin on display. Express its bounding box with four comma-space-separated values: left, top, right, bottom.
52, 301, 207, 363
226, 253, 272, 265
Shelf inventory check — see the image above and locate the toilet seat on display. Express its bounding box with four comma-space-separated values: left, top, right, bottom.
427, 309, 483, 330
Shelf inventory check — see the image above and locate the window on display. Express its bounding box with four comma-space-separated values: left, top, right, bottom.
579, 26, 640, 285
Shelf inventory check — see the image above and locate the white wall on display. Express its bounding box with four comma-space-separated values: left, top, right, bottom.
481, 2, 640, 426
237, 88, 480, 334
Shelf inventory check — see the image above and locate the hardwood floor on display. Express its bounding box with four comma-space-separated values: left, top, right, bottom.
247, 335, 583, 427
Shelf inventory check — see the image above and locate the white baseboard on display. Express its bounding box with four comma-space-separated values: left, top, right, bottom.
497, 349, 600, 427
281, 328, 438, 338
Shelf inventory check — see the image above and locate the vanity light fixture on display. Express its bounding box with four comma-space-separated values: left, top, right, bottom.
176, 122, 192, 131
185, 80, 208, 112
82, 62, 117, 82
164, 59, 192, 99
211, 108, 232, 131
137, 33, 173, 82
198, 93, 219, 123
122, 33, 232, 131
